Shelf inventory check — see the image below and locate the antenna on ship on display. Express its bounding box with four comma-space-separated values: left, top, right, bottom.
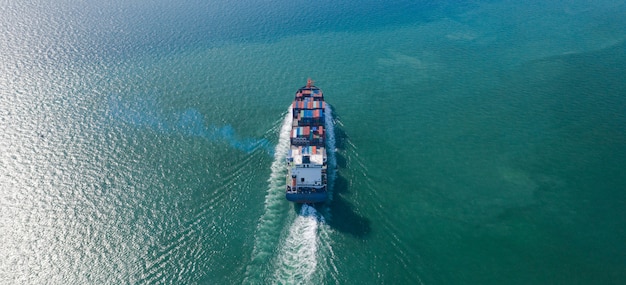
306, 78, 313, 88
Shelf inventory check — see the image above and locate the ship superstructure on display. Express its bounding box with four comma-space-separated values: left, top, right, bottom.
286, 79, 328, 203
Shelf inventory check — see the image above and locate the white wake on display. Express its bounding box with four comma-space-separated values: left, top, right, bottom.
272, 205, 325, 283
272, 105, 338, 284
245, 105, 338, 285
244, 107, 293, 284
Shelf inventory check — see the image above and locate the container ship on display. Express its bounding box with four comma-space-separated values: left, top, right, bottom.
286, 79, 328, 203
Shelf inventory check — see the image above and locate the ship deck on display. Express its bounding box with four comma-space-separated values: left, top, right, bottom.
285, 80, 329, 203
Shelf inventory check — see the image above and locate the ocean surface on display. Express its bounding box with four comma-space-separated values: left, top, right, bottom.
2, 0, 626, 284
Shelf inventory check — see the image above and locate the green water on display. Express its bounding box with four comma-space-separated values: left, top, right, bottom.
1, 1, 626, 284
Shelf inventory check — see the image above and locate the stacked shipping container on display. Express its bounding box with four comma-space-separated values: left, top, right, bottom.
291, 87, 325, 146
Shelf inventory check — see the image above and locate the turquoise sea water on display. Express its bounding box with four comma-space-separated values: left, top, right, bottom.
2, 1, 626, 284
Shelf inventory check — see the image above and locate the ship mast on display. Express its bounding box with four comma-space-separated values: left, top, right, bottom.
306, 78, 313, 88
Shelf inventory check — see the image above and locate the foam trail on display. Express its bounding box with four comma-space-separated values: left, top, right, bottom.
323, 105, 337, 204
245, 105, 338, 284
272, 205, 324, 284
243, 107, 293, 284
271, 105, 338, 284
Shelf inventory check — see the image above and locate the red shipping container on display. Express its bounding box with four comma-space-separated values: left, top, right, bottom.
304, 126, 310, 136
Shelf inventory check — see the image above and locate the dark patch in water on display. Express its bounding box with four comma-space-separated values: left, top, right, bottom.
108, 95, 272, 154
328, 174, 371, 238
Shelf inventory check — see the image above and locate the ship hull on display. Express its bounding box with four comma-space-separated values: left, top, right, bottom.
285, 192, 328, 203
285, 79, 328, 203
